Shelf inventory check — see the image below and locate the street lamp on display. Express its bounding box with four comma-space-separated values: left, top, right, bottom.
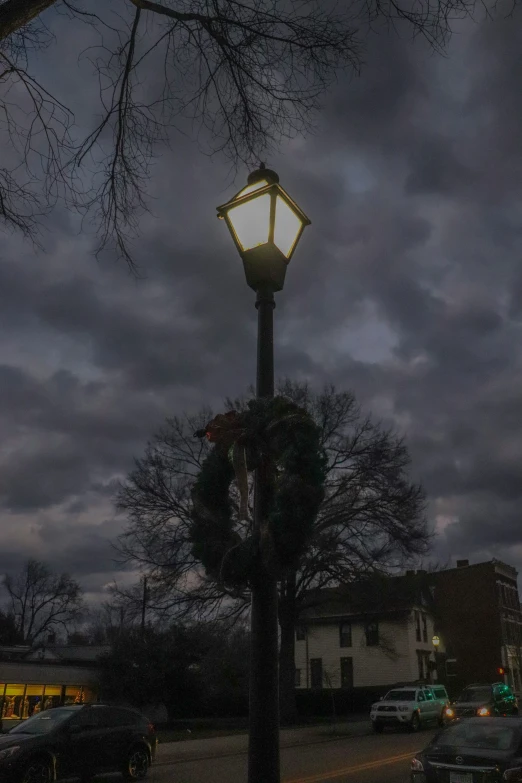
217, 163, 310, 783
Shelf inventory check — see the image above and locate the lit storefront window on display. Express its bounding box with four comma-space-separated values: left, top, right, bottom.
64, 686, 83, 705
1, 682, 98, 726
24, 685, 44, 718
42, 685, 62, 711
2, 684, 25, 720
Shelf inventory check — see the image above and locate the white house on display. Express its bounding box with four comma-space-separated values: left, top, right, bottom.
294, 575, 445, 690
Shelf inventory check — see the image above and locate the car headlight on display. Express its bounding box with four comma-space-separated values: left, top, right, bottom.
411, 757, 424, 772
477, 706, 490, 716
0, 745, 21, 761
398, 705, 410, 712
445, 708, 455, 717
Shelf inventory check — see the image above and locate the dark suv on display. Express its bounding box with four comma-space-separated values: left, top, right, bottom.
446, 682, 519, 720
0, 703, 157, 782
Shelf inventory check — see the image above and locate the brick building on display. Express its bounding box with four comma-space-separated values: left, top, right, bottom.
431, 558, 522, 694
294, 558, 522, 697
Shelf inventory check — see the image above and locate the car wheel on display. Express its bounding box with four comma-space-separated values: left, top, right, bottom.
372, 722, 384, 733
21, 758, 52, 783
409, 712, 421, 732
123, 746, 150, 781
438, 710, 446, 727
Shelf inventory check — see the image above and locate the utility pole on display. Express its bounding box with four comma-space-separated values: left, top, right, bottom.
141, 576, 148, 638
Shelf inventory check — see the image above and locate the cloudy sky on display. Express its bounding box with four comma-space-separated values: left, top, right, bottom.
1, 1, 522, 607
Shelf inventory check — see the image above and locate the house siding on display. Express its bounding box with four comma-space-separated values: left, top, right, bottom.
295, 606, 441, 688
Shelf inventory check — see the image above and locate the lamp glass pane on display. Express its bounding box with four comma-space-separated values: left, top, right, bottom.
227, 192, 270, 251
235, 179, 269, 199
274, 195, 303, 258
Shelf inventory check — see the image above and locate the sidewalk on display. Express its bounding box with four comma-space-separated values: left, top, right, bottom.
155, 717, 371, 765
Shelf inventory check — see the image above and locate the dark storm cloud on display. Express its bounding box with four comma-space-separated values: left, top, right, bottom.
37, 519, 121, 577
2, 2, 522, 600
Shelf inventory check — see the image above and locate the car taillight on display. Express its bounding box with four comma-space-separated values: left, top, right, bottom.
477, 706, 490, 717
411, 757, 424, 772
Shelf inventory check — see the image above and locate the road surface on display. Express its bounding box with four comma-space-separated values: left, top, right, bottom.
146, 726, 438, 783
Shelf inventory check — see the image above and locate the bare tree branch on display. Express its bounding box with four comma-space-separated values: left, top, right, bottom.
1, 558, 84, 645
0, 0, 491, 268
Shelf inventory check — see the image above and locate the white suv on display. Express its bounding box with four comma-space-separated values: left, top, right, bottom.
370, 685, 444, 733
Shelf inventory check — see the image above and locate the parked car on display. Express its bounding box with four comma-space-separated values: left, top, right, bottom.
370, 685, 443, 733
445, 682, 519, 721
410, 716, 522, 782
0, 703, 157, 782
427, 685, 451, 726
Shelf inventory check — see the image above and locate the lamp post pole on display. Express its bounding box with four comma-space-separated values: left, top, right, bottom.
432, 636, 440, 683
216, 164, 310, 783
248, 286, 280, 783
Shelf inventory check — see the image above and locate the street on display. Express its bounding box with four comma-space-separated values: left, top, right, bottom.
145, 727, 438, 783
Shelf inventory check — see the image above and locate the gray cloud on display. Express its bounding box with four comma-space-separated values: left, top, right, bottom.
1, 3, 522, 602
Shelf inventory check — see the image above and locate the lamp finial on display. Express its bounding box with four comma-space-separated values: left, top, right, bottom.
247, 162, 279, 186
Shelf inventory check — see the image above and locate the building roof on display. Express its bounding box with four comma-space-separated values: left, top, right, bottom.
429, 559, 518, 580
298, 573, 434, 622
46, 646, 110, 663
0, 644, 110, 665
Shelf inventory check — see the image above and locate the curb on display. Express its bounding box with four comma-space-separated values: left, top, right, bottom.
154, 723, 373, 766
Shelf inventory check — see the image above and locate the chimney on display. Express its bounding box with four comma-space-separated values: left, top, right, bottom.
417, 569, 427, 575
456, 559, 469, 568
406, 570, 415, 576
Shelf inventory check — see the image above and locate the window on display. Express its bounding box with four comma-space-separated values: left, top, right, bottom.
424, 689, 434, 701
422, 614, 428, 643
64, 686, 83, 706
415, 611, 421, 642
384, 690, 416, 701
441, 723, 518, 751
2, 684, 26, 721
365, 622, 379, 646
296, 625, 307, 641
459, 686, 492, 703
340, 657, 353, 688
445, 659, 457, 677
310, 659, 323, 689
109, 708, 138, 727
9, 707, 79, 735
69, 708, 102, 729
339, 622, 352, 648
295, 669, 301, 687
418, 692, 425, 702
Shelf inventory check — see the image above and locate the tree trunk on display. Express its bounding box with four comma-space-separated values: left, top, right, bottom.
0, 0, 58, 43
279, 573, 298, 725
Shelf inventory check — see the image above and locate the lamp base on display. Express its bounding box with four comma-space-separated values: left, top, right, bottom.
242, 245, 288, 292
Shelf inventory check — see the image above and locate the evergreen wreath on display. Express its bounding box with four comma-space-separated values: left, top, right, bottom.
189, 396, 327, 589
